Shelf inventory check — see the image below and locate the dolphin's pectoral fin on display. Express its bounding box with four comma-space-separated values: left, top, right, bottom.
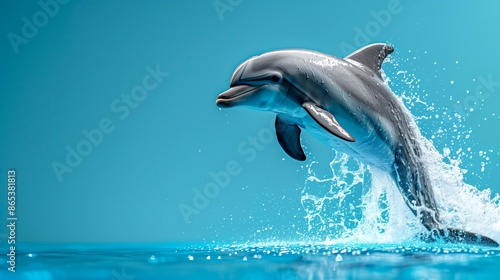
302, 102, 355, 142
419, 228, 499, 247
275, 115, 306, 161
345, 43, 394, 79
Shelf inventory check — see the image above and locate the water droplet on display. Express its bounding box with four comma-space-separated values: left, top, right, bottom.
335, 254, 343, 262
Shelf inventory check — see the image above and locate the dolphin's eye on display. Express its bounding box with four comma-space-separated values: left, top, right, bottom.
270, 75, 281, 83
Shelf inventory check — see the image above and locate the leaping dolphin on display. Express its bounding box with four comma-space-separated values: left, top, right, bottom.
215, 43, 498, 247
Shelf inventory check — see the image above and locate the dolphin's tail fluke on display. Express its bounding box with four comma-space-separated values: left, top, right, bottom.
419, 228, 499, 247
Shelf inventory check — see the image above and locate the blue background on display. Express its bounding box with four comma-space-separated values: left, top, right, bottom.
1, 0, 500, 245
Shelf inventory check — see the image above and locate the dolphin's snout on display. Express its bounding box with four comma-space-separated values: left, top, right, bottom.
216, 85, 263, 107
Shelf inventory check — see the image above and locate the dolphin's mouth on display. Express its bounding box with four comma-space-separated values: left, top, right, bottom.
216, 85, 263, 107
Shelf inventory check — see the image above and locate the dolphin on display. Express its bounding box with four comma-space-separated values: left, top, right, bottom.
215, 43, 498, 247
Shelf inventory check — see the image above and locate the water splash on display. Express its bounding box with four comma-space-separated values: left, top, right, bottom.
300, 49, 500, 245
300, 152, 420, 244
300, 153, 368, 239
419, 135, 500, 241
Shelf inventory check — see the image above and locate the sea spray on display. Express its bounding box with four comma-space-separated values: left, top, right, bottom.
300, 153, 420, 244
419, 135, 500, 241
300, 153, 368, 239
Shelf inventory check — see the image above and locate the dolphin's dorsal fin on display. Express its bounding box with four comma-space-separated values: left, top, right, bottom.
345, 43, 394, 79
275, 115, 306, 161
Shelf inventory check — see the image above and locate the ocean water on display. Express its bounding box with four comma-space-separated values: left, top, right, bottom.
2, 1, 500, 279
1, 243, 500, 279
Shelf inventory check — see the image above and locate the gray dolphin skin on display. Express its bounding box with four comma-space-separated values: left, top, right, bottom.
215, 43, 498, 247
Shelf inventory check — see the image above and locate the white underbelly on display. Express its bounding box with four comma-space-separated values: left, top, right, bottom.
301, 117, 394, 172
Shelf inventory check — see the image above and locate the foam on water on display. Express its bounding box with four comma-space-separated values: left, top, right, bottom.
299, 50, 500, 245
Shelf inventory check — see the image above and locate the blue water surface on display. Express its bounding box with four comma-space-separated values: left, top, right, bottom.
1, 243, 500, 280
